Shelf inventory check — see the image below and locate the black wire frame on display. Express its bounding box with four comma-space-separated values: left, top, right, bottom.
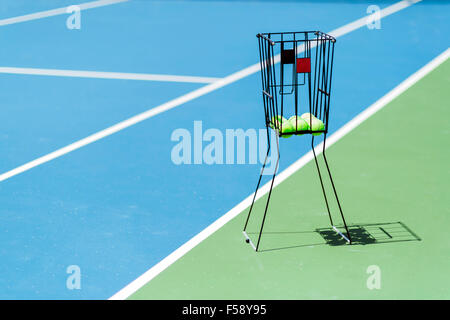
243, 31, 352, 251
256, 31, 335, 136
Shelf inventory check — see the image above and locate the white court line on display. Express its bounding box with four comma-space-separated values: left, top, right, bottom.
108, 1, 431, 300
0, 0, 129, 27
0, 0, 421, 183
110, 47, 450, 300
0, 67, 220, 84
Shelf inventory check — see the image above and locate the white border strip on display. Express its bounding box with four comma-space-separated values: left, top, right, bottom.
0, 0, 421, 183
0, 0, 129, 27
110, 47, 450, 300
0, 67, 220, 84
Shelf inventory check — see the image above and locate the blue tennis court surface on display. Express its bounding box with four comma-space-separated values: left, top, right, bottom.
0, 0, 448, 299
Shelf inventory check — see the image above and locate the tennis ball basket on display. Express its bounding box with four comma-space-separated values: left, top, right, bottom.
243, 31, 352, 251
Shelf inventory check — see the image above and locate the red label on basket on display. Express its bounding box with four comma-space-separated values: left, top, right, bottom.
296, 58, 311, 73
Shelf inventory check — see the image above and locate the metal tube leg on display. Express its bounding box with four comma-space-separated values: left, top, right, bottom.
321, 134, 352, 244
243, 144, 271, 232
311, 136, 334, 226
255, 133, 280, 251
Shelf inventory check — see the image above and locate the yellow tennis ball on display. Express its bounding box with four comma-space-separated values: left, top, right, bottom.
269, 115, 286, 130
280, 119, 295, 138
300, 113, 316, 126
310, 118, 325, 136
288, 116, 309, 134
300, 112, 315, 120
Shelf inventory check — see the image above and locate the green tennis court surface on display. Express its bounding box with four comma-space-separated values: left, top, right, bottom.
130, 58, 450, 300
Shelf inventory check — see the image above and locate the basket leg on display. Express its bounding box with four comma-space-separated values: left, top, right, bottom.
311, 136, 334, 226
243, 144, 271, 233
243, 129, 278, 251
254, 133, 280, 251
320, 134, 352, 244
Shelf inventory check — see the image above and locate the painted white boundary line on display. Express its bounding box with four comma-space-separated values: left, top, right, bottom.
0, 0, 420, 183
0, 67, 220, 84
108, 1, 438, 300
0, 0, 129, 27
